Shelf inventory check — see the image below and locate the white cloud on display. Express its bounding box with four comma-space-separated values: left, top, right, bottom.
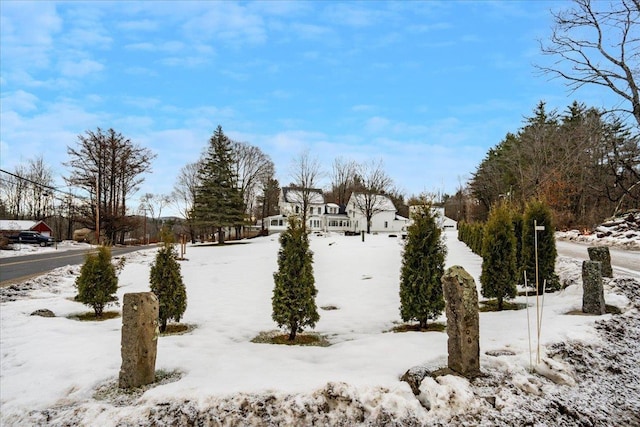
183, 3, 266, 45
58, 59, 104, 78
122, 97, 161, 110
0, 90, 39, 113
323, 4, 388, 28
0, 2, 62, 70
117, 19, 159, 32
365, 116, 391, 133
125, 40, 185, 53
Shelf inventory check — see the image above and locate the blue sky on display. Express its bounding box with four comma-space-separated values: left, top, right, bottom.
0, 1, 619, 214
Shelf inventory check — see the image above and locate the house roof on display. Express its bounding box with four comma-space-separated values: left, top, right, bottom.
0, 220, 37, 231
349, 193, 397, 211
282, 187, 325, 204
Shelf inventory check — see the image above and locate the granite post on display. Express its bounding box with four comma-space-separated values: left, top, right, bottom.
587, 246, 613, 278
442, 265, 481, 378
119, 292, 159, 388
582, 261, 606, 315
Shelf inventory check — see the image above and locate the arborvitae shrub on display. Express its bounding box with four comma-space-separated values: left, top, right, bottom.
399, 202, 447, 328
272, 216, 319, 341
512, 210, 524, 279
150, 232, 187, 332
480, 203, 518, 310
458, 221, 484, 255
522, 199, 559, 293
75, 246, 118, 317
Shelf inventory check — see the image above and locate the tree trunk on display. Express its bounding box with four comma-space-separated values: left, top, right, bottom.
218, 227, 225, 244
498, 297, 504, 311
289, 320, 298, 341
160, 317, 167, 333
419, 319, 428, 329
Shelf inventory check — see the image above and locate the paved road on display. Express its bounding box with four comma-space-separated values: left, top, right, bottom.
0, 246, 149, 287
556, 240, 640, 277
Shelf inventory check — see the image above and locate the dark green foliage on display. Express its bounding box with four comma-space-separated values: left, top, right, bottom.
150, 238, 187, 333
457, 221, 484, 255
272, 216, 319, 341
192, 125, 245, 244
522, 199, 559, 293
512, 211, 524, 276
399, 202, 447, 328
480, 203, 518, 310
75, 246, 118, 317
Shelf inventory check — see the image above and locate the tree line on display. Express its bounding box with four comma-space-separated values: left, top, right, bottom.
466, 101, 639, 228
1, 124, 413, 243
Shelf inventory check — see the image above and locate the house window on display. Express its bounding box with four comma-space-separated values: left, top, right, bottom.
295, 206, 300, 214
270, 219, 278, 226
384, 221, 388, 228
318, 207, 322, 215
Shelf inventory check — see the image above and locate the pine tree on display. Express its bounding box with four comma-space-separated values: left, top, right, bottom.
272, 216, 319, 341
480, 203, 518, 310
399, 202, 447, 329
150, 231, 187, 332
192, 125, 244, 244
522, 199, 559, 293
75, 246, 118, 317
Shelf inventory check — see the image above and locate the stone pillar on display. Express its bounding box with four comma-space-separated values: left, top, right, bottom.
441, 266, 480, 378
582, 261, 606, 315
587, 246, 613, 278
119, 292, 159, 388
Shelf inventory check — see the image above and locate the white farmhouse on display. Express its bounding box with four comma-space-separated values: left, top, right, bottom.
346, 192, 409, 233
262, 188, 408, 234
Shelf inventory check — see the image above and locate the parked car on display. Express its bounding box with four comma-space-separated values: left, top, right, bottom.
10, 231, 55, 247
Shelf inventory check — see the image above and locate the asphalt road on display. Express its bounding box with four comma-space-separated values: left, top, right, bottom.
0, 246, 149, 287
556, 240, 639, 276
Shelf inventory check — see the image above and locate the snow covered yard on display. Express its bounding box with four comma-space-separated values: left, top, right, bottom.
1, 230, 639, 426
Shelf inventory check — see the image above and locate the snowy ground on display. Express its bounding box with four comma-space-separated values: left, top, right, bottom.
1, 229, 639, 426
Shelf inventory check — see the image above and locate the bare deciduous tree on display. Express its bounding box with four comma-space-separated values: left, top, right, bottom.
289, 150, 323, 231
66, 128, 155, 244
172, 161, 202, 243
231, 141, 275, 220
350, 159, 393, 234
139, 192, 172, 240
538, 0, 640, 129
330, 157, 358, 205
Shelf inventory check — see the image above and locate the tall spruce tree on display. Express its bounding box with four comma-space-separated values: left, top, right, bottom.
192, 125, 244, 244
399, 201, 447, 329
522, 199, 559, 293
480, 203, 518, 310
150, 231, 187, 332
272, 216, 319, 341
75, 246, 118, 317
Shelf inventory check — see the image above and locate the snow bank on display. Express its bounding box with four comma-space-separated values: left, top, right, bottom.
556, 210, 640, 250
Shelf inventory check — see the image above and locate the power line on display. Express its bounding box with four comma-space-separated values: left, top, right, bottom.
0, 168, 89, 201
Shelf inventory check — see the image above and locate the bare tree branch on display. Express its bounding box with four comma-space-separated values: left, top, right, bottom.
538, 0, 640, 128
